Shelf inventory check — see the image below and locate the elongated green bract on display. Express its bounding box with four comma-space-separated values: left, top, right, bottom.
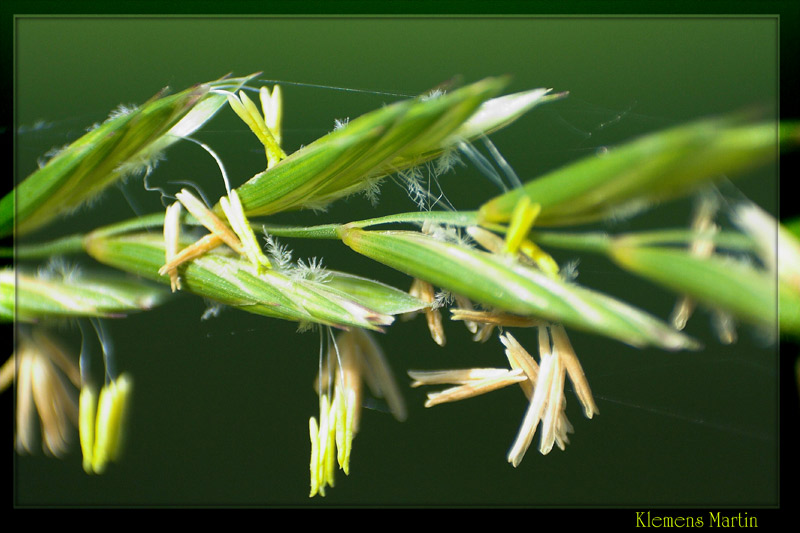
4, 74, 255, 237
610, 244, 799, 334
480, 117, 798, 227
1, 268, 167, 323
323, 271, 429, 316
339, 227, 697, 350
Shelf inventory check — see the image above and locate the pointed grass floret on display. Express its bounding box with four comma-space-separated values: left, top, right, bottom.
339, 226, 697, 350
226, 77, 560, 218
1, 266, 167, 323
480, 117, 797, 228
3, 74, 256, 237
86, 229, 425, 331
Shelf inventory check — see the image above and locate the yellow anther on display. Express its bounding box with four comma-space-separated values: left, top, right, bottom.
308, 416, 321, 497
80, 374, 132, 475
79, 385, 97, 474
174, 189, 244, 255
91, 382, 115, 474
501, 196, 561, 278
161, 188, 272, 276
310, 394, 337, 497
308, 329, 404, 496
503, 196, 540, 256
163, 201, 183, 292
334, 386, 357, 475
227, 90, 286, 169
323, 395, 337, 488
219, 189, 271, 273
409, 278, 445, 346
105, 374, 132, 462
519, 239, 561, 278
159, 233, 225, 276
260, 85, 283, 148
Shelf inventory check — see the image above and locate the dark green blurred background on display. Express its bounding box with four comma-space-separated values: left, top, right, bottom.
13, 16, 778, 506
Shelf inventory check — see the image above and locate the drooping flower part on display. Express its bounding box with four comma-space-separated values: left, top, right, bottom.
79, 373, 133, 474
668, 192, 737, 344
505, 325, 598, 465
408, 278, 446, 347
409, 326, 598, 467
733, 201, 800, 293
309, 328, 406, 497
5, 328, 81, 457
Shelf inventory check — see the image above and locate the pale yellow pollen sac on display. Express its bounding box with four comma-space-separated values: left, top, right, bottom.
454, 294, 479, 334
309, 329, 406, 497
309, 393, 339, 497
350, 328, 407, 423
550, 325, 599, 419
330, 332, 360, 474
175, 189, 244, 254
473, 323, 496, 343
451, 308, 544, 343
450, 309, 544, 342
79, 373, 133, 475
321, 395, 337, 491
499, 332, 539, 399
159, 233, 225, 277
519, 239, 561, 278
219, 189, 271, 273
308, 416, 321, 497
503, 195, 540, 256
538, 342, 567, 455
0, 355, 13, 391
466, 225, 505, 254
226, 88, 285, 169
409, 278, 446, 346
15, 354, 36, 453
505, 325, 597, 466
451, 308, 543, 329
79, 385, 98, 473
407, 325, 595, 467
407, 367, 527, 408
29, 356, 77, 456
671, 195, 720, 331
334, 386, 358, 475
500, 197, 561, 276
467, 224, 560, 278
158, 189, 244, 277
711, 309, 738, 345
260, 85, 283, 148
12, 330, 81, 458
507, 326, 559, 467
160, 187, 273, 276
163, 201, 183, 292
